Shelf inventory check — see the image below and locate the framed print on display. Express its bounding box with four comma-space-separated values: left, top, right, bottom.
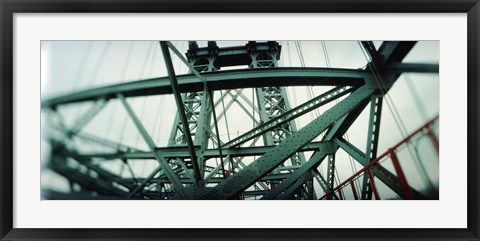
1, 0, 479, 240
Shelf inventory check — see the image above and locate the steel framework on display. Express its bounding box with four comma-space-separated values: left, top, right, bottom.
41, 41, 439, 200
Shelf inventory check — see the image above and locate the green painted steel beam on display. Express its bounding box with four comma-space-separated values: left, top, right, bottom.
160, 41, 202, 182
276, 171, 313, 200
79, 141, 328, 161
42, 67, 367, 108
119, 171, 303, 186
322, 99, 371, 141
388, 63, 439, 74
361, 96, 383, 199
42, 189, 134, 200
261, 147, 334, 200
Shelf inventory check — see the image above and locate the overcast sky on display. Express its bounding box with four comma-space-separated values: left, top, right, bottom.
40, 41, 439, 199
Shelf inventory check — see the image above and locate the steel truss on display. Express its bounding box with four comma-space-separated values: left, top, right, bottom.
42, 41, 439, 200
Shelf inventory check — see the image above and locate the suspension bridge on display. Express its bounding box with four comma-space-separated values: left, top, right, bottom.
41, 40, 439, 200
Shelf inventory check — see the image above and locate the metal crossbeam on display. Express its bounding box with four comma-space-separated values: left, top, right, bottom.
388, 63, 439, 74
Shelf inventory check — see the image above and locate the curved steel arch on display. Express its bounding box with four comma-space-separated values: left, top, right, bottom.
42, 67, 369, 108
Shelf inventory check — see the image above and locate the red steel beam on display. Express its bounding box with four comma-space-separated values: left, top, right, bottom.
339, 187, 345, 200
426, 126, 440, 154
319, 115, 438, 200
389, 149, 413, 200
350, 181, 359, 200
367, 170, 381, 200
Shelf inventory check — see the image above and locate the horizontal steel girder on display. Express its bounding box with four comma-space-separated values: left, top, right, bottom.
42, 189, 134, 200
42, 67, 369, 108
388, 63, 439, 74
118, 172, 305, 186
77, 141, 328, 160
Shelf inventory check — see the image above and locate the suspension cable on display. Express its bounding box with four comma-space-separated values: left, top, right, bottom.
220, 90, 231, 142
151, 95, 165, 144
120, 41, 135, 82
148, 41, 158, 78
87, 41, 112, 87
404, 73, 429, 122
295, 41, 316, 121
287, 41, 299, 114
138, 41, 155, 79
150, 43, 164, 144
73, 41, 94, 89
321, 41, 331, 67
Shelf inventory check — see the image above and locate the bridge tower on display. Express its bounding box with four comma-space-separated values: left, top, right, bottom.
168, 41, 311, 199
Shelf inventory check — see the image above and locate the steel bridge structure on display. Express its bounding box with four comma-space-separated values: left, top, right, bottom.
41, 41, 439, 200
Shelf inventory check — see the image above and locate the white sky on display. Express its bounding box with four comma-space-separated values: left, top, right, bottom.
40, 41, 439, 200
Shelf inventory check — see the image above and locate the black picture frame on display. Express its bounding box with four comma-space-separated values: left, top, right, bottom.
1, 1, 479, 240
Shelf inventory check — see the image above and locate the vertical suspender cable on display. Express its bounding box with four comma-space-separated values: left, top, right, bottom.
73, 41, 94, 89
404, 73, 429, 122
87, 41, 112, 87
